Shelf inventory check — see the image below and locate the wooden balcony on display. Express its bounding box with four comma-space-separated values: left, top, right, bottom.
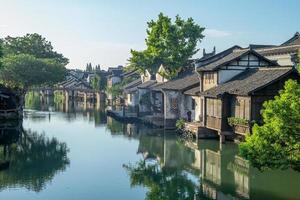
206, 116, 222, 131
232, 124, 251, 135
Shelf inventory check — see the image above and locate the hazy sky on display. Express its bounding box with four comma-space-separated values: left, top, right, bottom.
0, 0, 299, 70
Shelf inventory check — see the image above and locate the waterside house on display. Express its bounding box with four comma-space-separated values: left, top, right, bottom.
0, 85, 23, 120
150, 69, 199, 129
186, 33, 300, 140
106, 67, 124, 105
108, 32, 300, 141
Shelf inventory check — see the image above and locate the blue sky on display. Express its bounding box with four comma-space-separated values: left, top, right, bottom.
0, 0, 299, 69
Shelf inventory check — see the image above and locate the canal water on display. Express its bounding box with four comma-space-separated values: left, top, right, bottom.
0, 94, 299, 200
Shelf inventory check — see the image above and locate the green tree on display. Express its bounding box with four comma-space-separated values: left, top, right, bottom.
91, 74, 101, 90
2, 33, 68, 66
0, 54, 66, 89
95, 64, 101, 72
86, 63, 93, 72
298, 49, 300, 71
240, 79, 300, 171
128, 13, 205, 77
0, 40, 3, 67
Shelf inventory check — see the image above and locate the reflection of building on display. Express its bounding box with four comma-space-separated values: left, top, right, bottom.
229, 156, 250, 199
0, 120, 22, 168
203, 150, 221, 185
183, 139, 300, 200
117, 118, 300, 200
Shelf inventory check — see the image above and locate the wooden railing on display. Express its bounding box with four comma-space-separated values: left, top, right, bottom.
206, 115, 222, 130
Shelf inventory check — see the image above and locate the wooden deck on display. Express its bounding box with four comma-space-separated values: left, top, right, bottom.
184, 122, 218, 139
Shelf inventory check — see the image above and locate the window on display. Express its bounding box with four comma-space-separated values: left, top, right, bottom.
206, 98, 221, 118
204, 72, 215, 84
234, 98, 250, 120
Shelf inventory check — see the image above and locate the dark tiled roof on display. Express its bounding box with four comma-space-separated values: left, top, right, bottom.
196, 45, 241, 67
121, 70, 139, 79
200, 67, 295, 97
257, 45, 300, 56
123, 78, 142, 90
184, 86, 200, 96
137, 80, 157, 89
281, 32, 300, 46
123, 78, 142, 93
124, 85, 139, 93
249, 44, 276, 49
108, 69, 123, 77
151, 82, 166, 91
197, 49, 277, 72
151, 72, 200, 92
255, 32, 300, 56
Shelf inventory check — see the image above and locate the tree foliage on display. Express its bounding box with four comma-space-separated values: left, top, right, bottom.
86, 63, 93, 72
298, 49, 300, 72
128, 13, 205, 77
240, 79, 300, 171
91, 74, 101, 90
0, 34, 68, 89
2, 33, 68, 65
0, 54, 66, 89
0, 40, 3, 68
106, 77, 135, 99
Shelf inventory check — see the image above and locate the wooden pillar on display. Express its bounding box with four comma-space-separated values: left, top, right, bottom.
65, 90, 69, 112
96, 92, 101, 110
219, 132, 225, 151
83, 92, 87, 111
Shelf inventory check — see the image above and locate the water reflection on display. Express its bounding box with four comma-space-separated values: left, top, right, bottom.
110, 117, 300, 200
25, 91, 107, 126
4, 94, 299, 199
0, 120, 69, 192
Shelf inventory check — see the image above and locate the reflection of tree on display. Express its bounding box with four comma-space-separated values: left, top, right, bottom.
25, 91, 41, 110
94, 110, 107, 125
106, 117, 124, 134
0, 128, 69, 192
25, 91, 54, 111
124, 136, 199, 200
124, 160, 199, 200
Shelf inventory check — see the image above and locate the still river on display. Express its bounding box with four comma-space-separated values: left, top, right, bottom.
0, 94, 299, 200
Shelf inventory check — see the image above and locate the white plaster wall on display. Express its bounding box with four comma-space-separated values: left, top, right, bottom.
203, 72, 218, 91
193, 96, 201, 121
265, 54, 293, 66
218, 70, 244, 84
126, 93, 133, 106
156, 73, 168, 83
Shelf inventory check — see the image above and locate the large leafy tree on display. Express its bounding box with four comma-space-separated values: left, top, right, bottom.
2, 33, 68, 65
0, 34, 68, 90
0, 54, 66, 89
240, 79, 300, 171
128, 13, 205, 77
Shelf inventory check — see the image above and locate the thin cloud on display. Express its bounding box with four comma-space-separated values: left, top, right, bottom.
204, 28, 232, 38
